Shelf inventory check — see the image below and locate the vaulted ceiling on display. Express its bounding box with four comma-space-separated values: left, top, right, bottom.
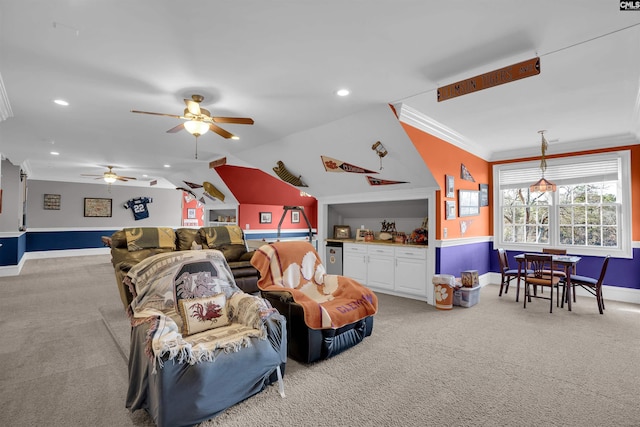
1, 1, 639, 193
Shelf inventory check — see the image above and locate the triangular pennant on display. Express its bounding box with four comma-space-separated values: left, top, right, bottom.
183, 180, 203, 189
321, 156, 378, 174
461, 164, 475, 182
366, 176, 409, 185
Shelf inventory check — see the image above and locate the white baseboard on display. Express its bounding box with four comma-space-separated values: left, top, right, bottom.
24, 247, 111, 259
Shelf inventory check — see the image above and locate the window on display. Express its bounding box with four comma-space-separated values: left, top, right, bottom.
494, 151, 631, 258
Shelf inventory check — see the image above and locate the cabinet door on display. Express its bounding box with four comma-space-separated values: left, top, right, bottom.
394, 248, 427, 296
367, 246, 395, 290
343, 245, 367, 284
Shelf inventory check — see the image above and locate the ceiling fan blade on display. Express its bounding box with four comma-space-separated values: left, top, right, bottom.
116, 177, 129, 182
184, 99, 201, 116
167, 123, 185, 133
118, 176, 137, 180
212, 117, 254, 125
131, 110, 183, 119
209, 123, 234, 139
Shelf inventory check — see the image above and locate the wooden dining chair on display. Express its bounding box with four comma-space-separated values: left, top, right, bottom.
523, 253, 563, 313
497, 248, 519, 297
569, 255, 610, 314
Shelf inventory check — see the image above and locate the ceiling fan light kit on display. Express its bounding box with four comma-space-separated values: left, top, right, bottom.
184, 120, 210, 136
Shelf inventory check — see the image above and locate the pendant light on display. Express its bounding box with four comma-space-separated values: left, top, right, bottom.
529, 130, 556, 192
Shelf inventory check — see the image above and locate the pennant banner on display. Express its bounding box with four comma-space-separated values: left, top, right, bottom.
321, 156, 378, 174
366, 176, 409, 186
183, 180, 203, 189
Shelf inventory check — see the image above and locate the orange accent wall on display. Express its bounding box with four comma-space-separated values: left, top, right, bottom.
181, 192, 204, 227
490, 145, 640, 241
401, 123, 491, 240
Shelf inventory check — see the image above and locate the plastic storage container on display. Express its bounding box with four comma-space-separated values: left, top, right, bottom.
454, 285, 481, 307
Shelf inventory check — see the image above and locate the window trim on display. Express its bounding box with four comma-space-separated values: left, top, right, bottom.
492, 150, 632, 259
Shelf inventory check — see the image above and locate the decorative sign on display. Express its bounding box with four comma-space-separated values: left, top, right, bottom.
84, 198, 112, 217
437, 57, 540, 102
321, 156, 378, 174
43, 194, 61, 210
209, 157, 227, 168
366, 176, 408, 186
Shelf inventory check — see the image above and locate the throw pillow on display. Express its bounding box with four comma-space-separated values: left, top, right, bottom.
179, 294, 230, 336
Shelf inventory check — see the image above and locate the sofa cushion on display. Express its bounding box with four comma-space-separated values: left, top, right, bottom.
179, 294, 230, 336
176, 228, 199, 251
125, 227, 176, 251
199, 225, 245, 249
217, 244, 247, 262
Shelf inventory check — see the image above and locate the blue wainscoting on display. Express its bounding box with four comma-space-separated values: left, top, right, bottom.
0, 233, 26, 267
26, 230, 118, 252
435, 240, 493, 277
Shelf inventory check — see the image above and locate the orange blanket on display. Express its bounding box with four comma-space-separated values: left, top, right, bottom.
251, 241, 377, 330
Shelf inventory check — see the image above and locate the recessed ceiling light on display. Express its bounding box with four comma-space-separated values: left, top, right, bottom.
336, 88, 350, 97
50, 151, 59, 155
231, 135, 240, 140
164, 164, 170, 168
53, 99, 69, 106
142, 174, 148, 178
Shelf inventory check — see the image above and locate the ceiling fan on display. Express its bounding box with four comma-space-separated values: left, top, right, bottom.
81, 166, 137, 183
131, 94, 254, 139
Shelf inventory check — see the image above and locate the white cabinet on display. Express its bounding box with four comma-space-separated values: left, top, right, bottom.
343, 244, 367, 284
343, 243, 428, 301
365, 245, 395, 291
394, 247, 428, 297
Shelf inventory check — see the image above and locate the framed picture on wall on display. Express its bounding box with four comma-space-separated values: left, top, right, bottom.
291, 210, 300, 223
259, 212, 272, 224
43, 194, 61, 210
458, 189, 480, 217
187, 208, 196, 219
445, 200, 456, 220
445, 175, 455, 198
84, 198, 112, 217
479, 183, 489, 206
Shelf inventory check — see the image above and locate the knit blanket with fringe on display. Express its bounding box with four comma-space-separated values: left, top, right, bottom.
126, 250, 276, 371
251, 241, 378, 330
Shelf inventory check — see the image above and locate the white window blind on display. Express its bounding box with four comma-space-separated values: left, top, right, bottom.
499, 157, 620, 189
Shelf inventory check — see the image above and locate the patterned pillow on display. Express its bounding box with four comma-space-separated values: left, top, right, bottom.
179, 294, 230, 336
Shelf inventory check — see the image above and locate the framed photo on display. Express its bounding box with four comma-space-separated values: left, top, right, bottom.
445, 200, 456, 220
445, 175, 455, 198
84, 198, 112, 217
259, 212, 272, 224
291, 210, 300, 223
333, 225, 351, 239
458, 189, 480, 217
479, 183, 489, 206
43, 194, 61, 210
187, 208, 196, 219
355, 228, 371, 241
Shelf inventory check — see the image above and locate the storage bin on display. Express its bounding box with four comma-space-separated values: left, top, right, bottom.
454, 285, 481, 307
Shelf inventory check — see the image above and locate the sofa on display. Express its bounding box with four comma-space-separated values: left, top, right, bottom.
251, 241, 377, 363
125, 249, 286, 427
110, 226, 260, 308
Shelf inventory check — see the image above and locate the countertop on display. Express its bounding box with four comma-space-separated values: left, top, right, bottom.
326, 238, 428, 248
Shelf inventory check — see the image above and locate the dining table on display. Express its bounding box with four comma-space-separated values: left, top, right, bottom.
514, 253, 582, 311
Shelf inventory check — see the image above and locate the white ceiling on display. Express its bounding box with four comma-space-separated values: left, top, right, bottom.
1, 1, 639, 189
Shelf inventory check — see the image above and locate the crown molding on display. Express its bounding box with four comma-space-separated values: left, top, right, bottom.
0, 73, 14, 122
397, 104, 492, 160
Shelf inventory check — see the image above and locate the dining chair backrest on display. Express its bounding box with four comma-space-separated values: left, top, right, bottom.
498, 248, 510, 272
542, 248, 571, 276
525, 253, 554, 279
595, 255, 611, 285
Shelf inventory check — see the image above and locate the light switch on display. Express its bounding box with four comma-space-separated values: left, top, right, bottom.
443, 228, 448, 238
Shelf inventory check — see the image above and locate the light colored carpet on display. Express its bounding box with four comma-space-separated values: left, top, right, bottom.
1, 255, 639, 426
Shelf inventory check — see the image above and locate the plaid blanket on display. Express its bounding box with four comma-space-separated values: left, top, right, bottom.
251, 241, 377, 329
127, 250, 273, 370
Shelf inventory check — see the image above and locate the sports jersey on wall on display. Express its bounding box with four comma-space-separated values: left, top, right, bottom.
124, 197, 153, 220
